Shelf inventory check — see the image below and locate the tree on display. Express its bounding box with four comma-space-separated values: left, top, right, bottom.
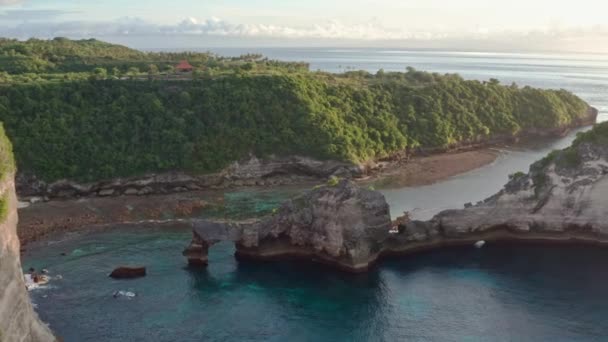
111, 67, 121, 79
127, 67, 140, 79
148, 64, 159, 76
90, 67, 107, 80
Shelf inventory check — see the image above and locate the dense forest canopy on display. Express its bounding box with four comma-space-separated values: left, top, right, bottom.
0, 38, 591, 183
0, 37, 307, 78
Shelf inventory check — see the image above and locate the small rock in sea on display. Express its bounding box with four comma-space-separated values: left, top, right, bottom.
474, 240, 486, 249
109, 266, 147, 279
60, 252, 67, 256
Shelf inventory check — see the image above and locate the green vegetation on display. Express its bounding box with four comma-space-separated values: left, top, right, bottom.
0, 38, 591, 183
327, 176, 341, 187
509, 171, 526, 180
529, 122, 608, 196
0, 125, 14, 223
571, 121, 608, 148
0, 193, 9, 222
0, 124, 14, 183
0, 38, 307, 82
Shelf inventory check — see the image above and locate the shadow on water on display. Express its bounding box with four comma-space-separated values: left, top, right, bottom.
26, 228, 608, 341
379, 243, 608, 339
179, 241, 390, 341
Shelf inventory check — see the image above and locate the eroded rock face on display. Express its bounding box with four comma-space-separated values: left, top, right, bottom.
17, 155, 362, 201
185, 180, 392, 272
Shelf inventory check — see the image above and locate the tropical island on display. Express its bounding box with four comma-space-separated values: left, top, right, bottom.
0, 38, 597, 198
0, 38, 606, 342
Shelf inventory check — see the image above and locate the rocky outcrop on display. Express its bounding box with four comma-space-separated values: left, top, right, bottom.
0, 130, 55, 341
183, 121, 608, 272
109, 267, 147, 279
17, 155, 361, 201
386, 120, 608, 255
184, 180, 391, 272
404, 124, 608, 246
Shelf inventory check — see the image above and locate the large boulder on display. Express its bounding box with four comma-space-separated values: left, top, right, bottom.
109, 267, 147, 279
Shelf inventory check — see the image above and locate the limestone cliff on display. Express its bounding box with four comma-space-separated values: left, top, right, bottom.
404, 121, 608, 245
18, 155, 361, 200
184, 121, 608, 272
0, 126, 55, 342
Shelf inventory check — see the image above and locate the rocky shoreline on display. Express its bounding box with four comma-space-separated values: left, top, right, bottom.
181, 121, 608, 272
16, 106, 598, 202
17, 117, 608, 274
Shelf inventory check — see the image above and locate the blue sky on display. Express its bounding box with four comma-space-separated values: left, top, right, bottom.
2, 0, 608, 52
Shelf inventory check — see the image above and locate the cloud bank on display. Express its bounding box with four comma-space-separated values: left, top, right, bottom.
2, 16, 608, 52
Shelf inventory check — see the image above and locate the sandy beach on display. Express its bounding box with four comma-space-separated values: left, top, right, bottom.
368, 148, 500, 188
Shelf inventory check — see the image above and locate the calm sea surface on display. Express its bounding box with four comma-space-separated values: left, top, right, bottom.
25, 49, 608, 341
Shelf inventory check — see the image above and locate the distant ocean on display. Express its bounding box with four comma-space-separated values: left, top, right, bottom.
27, 48, 608, 342
205, 48, 608, 120
206, 48, 608, 220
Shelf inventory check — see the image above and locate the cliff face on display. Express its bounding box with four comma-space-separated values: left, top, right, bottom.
0, 127, 55, 342
386, 121, 608, 253
415, 123, 608, 243
18, 155, 362, 201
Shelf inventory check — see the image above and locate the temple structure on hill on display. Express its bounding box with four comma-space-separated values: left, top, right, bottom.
175, 60, 194, 73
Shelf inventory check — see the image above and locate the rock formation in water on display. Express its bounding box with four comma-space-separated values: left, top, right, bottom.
0, 127, 55, 341
109, 267, 147, 279
184, 121, 608, 272
184, 179, 391, 272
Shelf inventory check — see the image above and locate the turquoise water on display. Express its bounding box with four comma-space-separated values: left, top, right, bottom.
25, 226, 608, 341
25, 49, 608, 341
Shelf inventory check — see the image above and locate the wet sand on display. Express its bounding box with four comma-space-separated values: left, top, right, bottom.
368, 148, 500, 188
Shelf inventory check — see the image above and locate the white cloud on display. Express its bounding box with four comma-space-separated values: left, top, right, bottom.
2, 16, 608, 53
0, 16, 453, 40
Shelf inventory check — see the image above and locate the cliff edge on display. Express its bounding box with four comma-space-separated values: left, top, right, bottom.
0, 125, 55, 342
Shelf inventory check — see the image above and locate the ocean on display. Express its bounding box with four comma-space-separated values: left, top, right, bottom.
25, 48, 608, 341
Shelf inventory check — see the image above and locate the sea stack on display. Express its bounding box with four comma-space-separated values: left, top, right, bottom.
184, 179, 392, 272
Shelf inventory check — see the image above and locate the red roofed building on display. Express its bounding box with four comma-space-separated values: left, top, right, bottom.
175, 60, 194, 72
